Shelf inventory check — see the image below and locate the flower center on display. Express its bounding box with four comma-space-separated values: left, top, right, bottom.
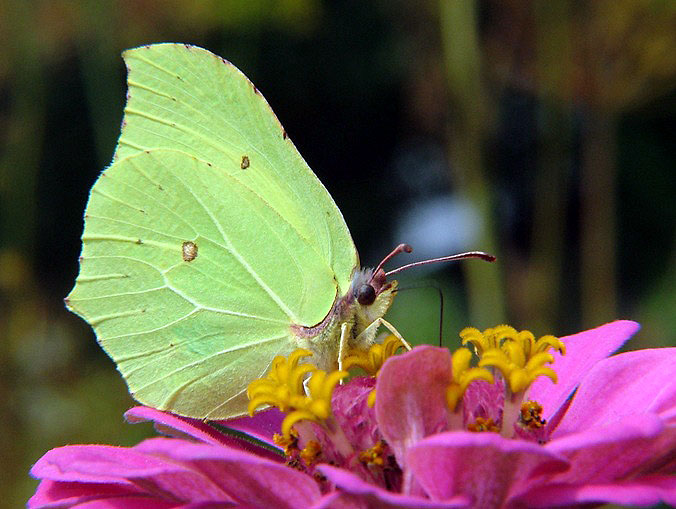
462, 325, 565, 394
248, 349, 347, 438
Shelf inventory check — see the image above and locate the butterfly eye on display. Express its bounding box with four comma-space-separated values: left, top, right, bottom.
357, 284, 376, 306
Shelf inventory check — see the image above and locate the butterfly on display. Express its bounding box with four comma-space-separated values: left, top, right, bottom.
67, 43, 493, 420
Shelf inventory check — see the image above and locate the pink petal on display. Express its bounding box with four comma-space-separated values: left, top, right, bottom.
30, 444, 181, 483
28, 480, 143, 508
176, 504, 238, 509
545, 413, 676, 481
135, 438, 321, 508
314, 465, 469, 508
527, 320, 640, 420
330, 377, 379, 452
407, 432, 569, 506
215, 407, 285, 448
375, 345, 453, 467
70, 496, 178, 508
125, 406, 283, 461
552, 347, 676, 435
462, 378, 504, 425
513, 475, 676, 508
31, 442, 231, 504
125, 407, 229, 445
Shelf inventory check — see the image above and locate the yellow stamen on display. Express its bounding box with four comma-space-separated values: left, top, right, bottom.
280, 369, 348, 438
247, 349, 316, 414
367, 390, 377, 408
463, 326, 565, 394
300, 440, 322, 466
248, 349, 348, 438
467, 417, 500, 433
461, 325, 516, 356
344, 335, 406, 408
446, 347, 494, 412
359, 440, 387, 467
520, 401, 547, 430
343, 335, 405, 376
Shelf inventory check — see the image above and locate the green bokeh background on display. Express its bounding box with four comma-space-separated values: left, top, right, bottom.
1, 1, 674, 506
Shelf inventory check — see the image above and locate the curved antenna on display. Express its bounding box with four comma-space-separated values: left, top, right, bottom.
385, 251, 496, 277
372, 243, 413, 276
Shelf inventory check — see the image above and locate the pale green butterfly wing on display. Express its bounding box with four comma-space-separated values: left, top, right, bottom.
67, 43, 358, 419
116, 43, 357, 296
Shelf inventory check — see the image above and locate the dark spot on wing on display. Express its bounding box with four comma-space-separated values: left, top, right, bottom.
135, 239, 143, 245
241, 155, 250, 169
182, 241, 198, 262
282, 130, 288, 140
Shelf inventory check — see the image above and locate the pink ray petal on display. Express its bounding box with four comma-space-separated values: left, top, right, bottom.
552, 347, 676, 435
135, 438, 321, 508
407, 431, 569, 506
513, 475, 676, 508
125, 406, 282, 461
545, 413, 676, 481
315, 464, 469, 508
527, 320, 640, 419
375, 345, 453, 467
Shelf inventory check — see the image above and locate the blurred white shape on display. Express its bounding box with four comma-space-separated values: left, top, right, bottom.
394, 195, 481, 267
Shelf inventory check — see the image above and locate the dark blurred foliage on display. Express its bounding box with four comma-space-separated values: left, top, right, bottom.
0, 1, 674, 506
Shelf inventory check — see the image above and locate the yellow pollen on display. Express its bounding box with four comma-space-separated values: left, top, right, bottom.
520, 401, 547, 430
359, 440, 387, 467
468, 417, 500, 433
446, 347, 494, 412
273, 429, 299, 457
463, 325, 565, 394
300, 440, 322, 466
248, 349, 348, 438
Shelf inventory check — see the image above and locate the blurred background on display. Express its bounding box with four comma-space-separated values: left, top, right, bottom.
1, 0, 674, 506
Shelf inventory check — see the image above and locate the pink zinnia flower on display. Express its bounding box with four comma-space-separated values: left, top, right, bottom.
29, 321, 676, 508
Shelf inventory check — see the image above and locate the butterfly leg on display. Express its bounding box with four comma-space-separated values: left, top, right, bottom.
378, 318, 412, 350
338, 321, 351, 373
353, 318, 412, 351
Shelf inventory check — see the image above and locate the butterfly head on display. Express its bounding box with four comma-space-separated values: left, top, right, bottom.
350, 267, 398, 324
